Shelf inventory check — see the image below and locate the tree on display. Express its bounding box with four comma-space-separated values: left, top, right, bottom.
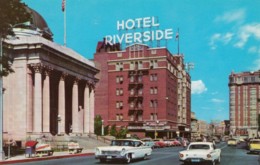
110, 124, 117, 137
0, 0, 31, 76
117, 127, 128, 139
94, 115, 102, 136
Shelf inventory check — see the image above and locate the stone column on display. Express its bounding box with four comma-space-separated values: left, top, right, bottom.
32, 64, 42, 133
58, 73, 67, 135
84, 83, 90, 134
72, 78, 79, 134
89, 86, 95, 133
43, 68, 52, 133
26, 67, 33, 132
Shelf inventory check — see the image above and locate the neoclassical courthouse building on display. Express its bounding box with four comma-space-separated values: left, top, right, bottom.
2, 7, 98, 145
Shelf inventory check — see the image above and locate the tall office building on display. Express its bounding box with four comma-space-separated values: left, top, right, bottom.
229, 71, 260, 137
94, 40, 191, 139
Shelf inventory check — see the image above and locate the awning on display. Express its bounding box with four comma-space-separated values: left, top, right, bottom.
25, 141, 38, 147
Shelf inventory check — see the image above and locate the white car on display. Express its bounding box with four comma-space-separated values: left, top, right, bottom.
95, 139, 152, 163
179, 142, 221, 165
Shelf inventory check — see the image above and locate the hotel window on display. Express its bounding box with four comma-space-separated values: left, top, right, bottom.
139, 88, 143, 95
150, 113, 154, 120
138, 102, 142, 108
130, 62, 134, 70
138, 75, 142, 82
116, 114, 120, 121
116, 76, 120, 83
119, 101, 123, 108
151, 50, 157, 54
138, 114, 143, 121
154, 60, 158, 68
119, 114, 123, 120
154, 87, 158, 94
120, 76, 123, 82
251, 76, 255, 82
150, 100, 158, 108
130, 75, 135, 83
117, 62, 123, 71
138, 61, 143, 69
150, 60, 154, 69
130, 115, 134, 121
116, 102, 120, 109
117, 52, 122, 57
150, 113, 157, 120
130, 88, 135, 95
150, 87, 154, 94
119, 88, 123, 95
130, 101, 134, 108
116, 76, 123, 83
150, 74, 158, 81
116, 89, 120, 96
244, 77, 248, 83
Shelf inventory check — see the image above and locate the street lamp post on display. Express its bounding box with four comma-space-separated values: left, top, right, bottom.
0, 35, 4, 161
101, 120, 104, 136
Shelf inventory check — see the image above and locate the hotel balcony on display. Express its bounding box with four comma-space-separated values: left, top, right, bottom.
128, 92, 143, 101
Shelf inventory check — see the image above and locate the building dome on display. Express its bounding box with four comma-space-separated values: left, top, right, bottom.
14, 6, 53, 41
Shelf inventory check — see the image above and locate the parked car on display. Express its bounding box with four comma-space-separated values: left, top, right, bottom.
227, 138, 237, 146
95, 139, 152, 163
153, 139, 166, 148
141, 138, 155, 149
248, 139, 260, 153
179, 142, 221, 165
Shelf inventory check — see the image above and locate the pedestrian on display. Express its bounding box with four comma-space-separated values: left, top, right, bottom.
183, 139, 187, 148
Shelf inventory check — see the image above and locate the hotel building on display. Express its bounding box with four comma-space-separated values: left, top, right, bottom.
229, 71, 260, 137
94, 40, 191, 139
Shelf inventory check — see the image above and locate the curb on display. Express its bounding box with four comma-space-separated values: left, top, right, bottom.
0, 152, 95, 164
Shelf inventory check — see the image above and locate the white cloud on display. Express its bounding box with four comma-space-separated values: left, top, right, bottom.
211, 98, 225, 103
248, 46, 260, 55
234, 23, 260, 48
250, 58, 260, 71
191, 80, 207, 94
209, 32, 234, 49
214, 9, 245, 24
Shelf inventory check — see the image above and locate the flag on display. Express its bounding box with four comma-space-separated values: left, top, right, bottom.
62, 0, 65, 12
175, 32, 179, 41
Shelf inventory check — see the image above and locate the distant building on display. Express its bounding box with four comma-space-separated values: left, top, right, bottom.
197, 120, 208, 137
2, 7, 98, 146
190, 112, 199, 140
94, 40, 191, 139
229, 71, 260, 138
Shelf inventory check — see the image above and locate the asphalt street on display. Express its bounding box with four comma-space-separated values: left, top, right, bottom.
10, 142, 259, 165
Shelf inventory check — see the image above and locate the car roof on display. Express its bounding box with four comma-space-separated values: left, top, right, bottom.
189, 142, 213, 145
113, 139, 141, 142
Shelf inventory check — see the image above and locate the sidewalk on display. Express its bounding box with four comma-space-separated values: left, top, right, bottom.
0, 149, 95, 164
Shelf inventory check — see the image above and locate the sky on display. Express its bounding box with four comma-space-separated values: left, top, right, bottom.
22, 0, 260, 123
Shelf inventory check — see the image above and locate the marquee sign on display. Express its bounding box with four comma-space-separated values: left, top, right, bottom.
105, 16, 174, 45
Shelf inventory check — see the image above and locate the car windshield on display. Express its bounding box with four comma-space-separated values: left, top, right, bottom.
189, 144, 210, 150
111, 140, 135, 146
251, 141, 260, 144
229, 139, 236, 141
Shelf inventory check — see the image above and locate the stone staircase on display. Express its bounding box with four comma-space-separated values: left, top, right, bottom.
39, 134, 113, 150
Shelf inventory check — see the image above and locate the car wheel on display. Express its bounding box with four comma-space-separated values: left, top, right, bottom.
143, 154, 148, 160
100, 158, 106, 163
217, 156, 221, 164
125, 154, 131, 164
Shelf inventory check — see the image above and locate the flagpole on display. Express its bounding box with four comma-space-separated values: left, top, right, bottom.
64, 1, 66, 47
177, 28, 179, 55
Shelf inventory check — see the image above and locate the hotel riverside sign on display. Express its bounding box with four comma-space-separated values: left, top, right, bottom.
105, 16, 174, 45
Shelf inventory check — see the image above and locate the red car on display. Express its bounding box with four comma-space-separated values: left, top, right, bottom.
153, 139, 166, 148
